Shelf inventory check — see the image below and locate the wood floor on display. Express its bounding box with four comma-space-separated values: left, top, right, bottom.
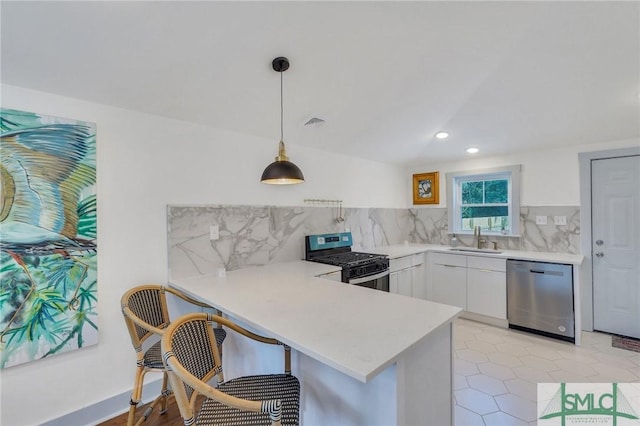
98, 395, 200, 426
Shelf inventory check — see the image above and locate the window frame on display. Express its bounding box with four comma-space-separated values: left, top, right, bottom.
446, 165, 521, 236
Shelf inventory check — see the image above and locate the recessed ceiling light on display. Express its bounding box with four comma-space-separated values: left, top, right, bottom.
466, 147, 479, 154
435, 131, 449, 139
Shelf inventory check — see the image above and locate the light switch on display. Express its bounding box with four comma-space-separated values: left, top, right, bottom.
209, 225, 219, 240
535, 216, 547, 225
554, 216, 567, 225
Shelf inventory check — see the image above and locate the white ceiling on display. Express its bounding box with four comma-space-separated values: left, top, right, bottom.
2, 1, 639, 166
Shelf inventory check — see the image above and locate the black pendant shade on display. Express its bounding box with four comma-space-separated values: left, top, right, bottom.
261, 141, 304, 184
261, 57, 305, 185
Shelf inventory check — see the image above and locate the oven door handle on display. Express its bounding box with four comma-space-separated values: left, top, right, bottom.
348, 270, 390, 285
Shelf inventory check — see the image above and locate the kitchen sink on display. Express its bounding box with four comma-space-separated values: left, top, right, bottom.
449, 247, 503, 254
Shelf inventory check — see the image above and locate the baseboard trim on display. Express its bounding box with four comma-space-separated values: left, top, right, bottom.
460, 311, 509, 328
41, 379, 163, 426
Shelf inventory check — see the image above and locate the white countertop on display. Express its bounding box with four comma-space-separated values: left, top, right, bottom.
367, 244, 445, 259
170, 260, 461, 383
369, 243, 584, 265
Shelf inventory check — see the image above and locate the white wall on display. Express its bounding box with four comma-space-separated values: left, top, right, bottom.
409, 138, 640, 207
0, 84, 406, 425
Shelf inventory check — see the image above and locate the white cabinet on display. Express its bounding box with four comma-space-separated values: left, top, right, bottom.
429, 252, 506, 321
430, 253, 467, 309
390, 267, 413, 296
466, 256, 506, 319
389, 253, 426, 299
411, 261, 427, 299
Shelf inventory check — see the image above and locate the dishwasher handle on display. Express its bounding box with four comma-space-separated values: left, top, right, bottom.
530, 269, 564, 276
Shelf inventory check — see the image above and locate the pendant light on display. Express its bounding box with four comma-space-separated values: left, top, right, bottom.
261, 57, 305, 185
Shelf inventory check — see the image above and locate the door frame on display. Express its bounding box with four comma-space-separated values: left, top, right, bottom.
579, 146, 640, 331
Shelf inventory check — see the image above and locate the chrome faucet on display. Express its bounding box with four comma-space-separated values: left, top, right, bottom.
474, 226, 485, 249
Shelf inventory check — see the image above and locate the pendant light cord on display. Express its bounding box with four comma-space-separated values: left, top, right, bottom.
280, 70, 284, 142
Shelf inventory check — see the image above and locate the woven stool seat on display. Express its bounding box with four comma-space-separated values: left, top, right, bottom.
196, 374, 300, 425
143, 341, 164, 369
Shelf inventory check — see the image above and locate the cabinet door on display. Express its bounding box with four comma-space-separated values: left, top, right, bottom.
390, 268, 414, 297
389, 271, 399, 294
431, 264, 467, 309
467, 268, 506, 319
411, 262, 427, 300
397, 268, 413, 297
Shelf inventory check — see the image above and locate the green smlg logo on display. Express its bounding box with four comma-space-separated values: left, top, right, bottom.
540, 383, 639, 425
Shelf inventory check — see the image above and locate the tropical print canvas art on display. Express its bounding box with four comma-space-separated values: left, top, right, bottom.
0, 109, 97, 368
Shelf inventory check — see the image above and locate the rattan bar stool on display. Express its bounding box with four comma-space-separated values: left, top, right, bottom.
121, 285, 227, 426
161, 313, 300, 426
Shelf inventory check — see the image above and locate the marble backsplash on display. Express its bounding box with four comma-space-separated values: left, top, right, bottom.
168, 205, 579, 279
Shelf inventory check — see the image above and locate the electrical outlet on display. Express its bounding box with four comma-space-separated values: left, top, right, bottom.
535, 216, 547, 225
209, 225, 219, 240
554, 216, 567, 225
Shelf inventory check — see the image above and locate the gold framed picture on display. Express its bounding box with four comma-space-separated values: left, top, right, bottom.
413, 172, 439, 205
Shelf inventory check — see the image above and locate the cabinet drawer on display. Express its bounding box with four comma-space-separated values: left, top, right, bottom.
431, 252, 467, 267
390, 253, 424, 272
410, 253, 425, 267
467, 256, 506, 272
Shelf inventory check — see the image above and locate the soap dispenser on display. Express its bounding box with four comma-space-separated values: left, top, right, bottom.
451, 234, 458, 247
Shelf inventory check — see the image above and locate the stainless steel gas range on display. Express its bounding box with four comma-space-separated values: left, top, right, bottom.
305, 232, 390, 291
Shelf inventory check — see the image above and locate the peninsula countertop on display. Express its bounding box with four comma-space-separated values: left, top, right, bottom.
169, 260, 461, 383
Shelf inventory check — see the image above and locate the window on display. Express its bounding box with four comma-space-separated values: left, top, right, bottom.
446, 165, 521, 236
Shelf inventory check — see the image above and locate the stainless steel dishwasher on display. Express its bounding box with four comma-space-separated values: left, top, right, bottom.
507, 260, 574, 342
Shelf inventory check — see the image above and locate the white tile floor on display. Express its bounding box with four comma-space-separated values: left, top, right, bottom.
453, 318, 640, 425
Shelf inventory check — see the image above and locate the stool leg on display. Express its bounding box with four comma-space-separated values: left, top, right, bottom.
159, 372, 169, 414
126, 401, 138, 426
135, 392, 169, 425
127, 366, 145, 426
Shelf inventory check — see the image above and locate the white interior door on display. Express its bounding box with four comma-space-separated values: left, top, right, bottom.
592, 155, 640, 338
